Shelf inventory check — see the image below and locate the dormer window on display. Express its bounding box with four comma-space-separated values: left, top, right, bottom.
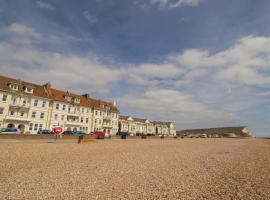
25, 87, 33, 94
74, 98, 80, 104
65, 96, 72, 102
9, 84, 18, 91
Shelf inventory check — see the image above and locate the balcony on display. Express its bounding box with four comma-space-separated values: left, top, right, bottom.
67, 111, 80, 117
10, 102, 30, 109
65, 120, 82, 126
102, 123, 113, 128
5, 115, 30, 122
103, 116, 111, 121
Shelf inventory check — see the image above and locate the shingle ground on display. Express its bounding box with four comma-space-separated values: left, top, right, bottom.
0, 138, 269, 200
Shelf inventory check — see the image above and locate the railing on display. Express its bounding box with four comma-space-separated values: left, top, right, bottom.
65, 121, 82, 126
10, 102, 30, 108
5, 115, 30, 121
103, 116, 112, 120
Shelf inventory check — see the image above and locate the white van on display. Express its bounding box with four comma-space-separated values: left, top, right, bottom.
0, 128, 21, 134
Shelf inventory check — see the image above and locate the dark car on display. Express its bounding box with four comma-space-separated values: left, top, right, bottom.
90, 131, 105, 139
37, 130, 54, 134
63, 130, 74, 135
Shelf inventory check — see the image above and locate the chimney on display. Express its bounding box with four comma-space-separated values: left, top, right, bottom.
82, 93, 90, 99
113, 100, 117, 107
44, 82, 51, 90
43, 82, 52, 97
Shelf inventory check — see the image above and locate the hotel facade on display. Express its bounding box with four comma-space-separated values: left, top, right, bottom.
0, 75, 176, 136
0, 75, 119, 134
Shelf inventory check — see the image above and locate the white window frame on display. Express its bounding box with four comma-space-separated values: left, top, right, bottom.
10, 84, 18, 91
25, 87, 33, 94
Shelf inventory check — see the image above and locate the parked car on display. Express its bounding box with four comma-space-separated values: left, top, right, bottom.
62, 130, 74, 135
119, 132, 128, 139
37, 130, 54, 134
105, 132, 111, 139
90, 131, 105, 139
200, 134, 207, 138
73, 131, 86, 136
0, 128, 21, 134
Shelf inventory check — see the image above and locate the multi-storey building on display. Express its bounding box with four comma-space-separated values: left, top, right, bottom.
0, 76, 51, 133
0, 75, 120, 135
119, 115, 176, 136
90, 99, 119, 135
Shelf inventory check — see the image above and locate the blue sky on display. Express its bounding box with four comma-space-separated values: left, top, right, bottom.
0, 0, 270, 136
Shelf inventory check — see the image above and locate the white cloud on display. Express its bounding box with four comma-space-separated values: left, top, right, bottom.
36, 1, 55, 10
83, 11, 97, 24
118, 89, 235, 125
7, 23, 42, 39
150, 0, 202, 9
0, 43, 124, 94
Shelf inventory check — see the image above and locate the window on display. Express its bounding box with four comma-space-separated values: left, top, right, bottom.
10, 84, 18, 90
2, 94, 7, 102
40, 112, 44, 119
0, 107, 3, 115
65, 96, 72, 101
54, 114, 58, 120
20, 112, 24, 117
55, 104, 59, 110
31, 112, 36, 118
74, 98, 80, 104
99, 119, 101, 125
61, 115, 64, 121
34, 124, 38, 131
81, 108, 84, 113
12, 97, 16, 105
62, 105, 66, 111
42, 101, 46, 108
34, 99, 38, 107
29, 123, 33, 131
81, 117, 84, 123
95, 111, 98, 115
25, 87, 33, 94
86, 118, 89, 123
68, 106, 71, 112
87, 109, 89, 114
39, 124, 43, 130
95, 119, 97, 124
10, 111, 14, 116
22, 99, 27, 106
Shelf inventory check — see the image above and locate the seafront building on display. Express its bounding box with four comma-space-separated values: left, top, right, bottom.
0, 75, 175, 136
119, 115, 176, 136
0, 75, 119, 134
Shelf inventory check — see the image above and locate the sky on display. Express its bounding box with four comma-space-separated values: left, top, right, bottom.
0, 0, 270, 136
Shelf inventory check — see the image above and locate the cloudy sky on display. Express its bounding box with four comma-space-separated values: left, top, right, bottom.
1, 0, 270, 136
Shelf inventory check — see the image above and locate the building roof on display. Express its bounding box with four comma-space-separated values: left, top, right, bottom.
0, 75, 50, 99
50, 88, 90, 107
0, 75, 119, 113
119, 115, 171, 126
